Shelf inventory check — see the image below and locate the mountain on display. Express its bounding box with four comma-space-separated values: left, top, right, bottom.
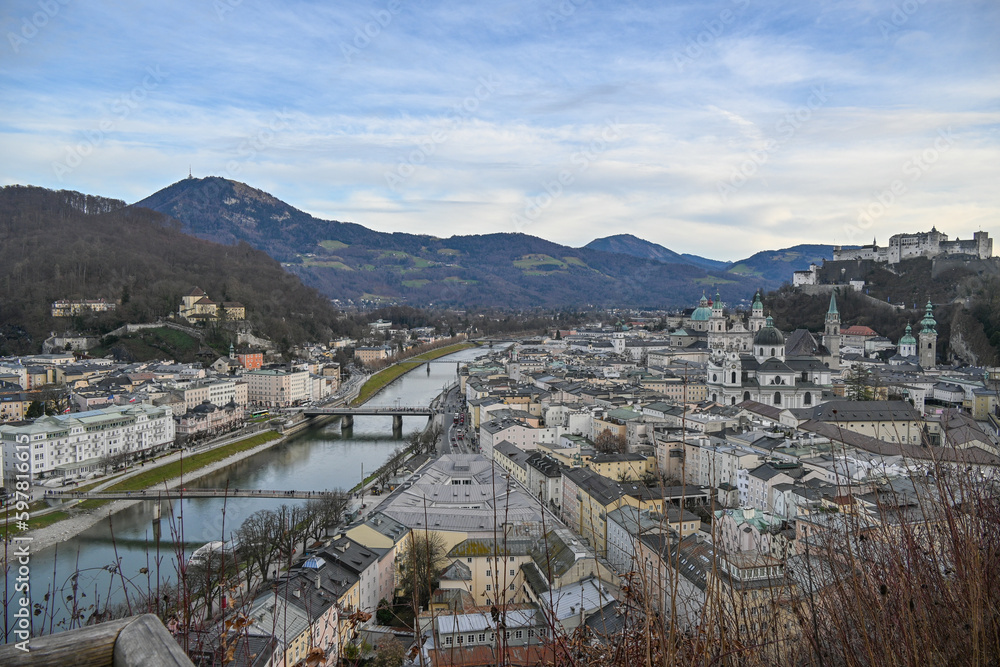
583, 234, 730, 272
135, 177, 757, 309
0, 185, 346, 356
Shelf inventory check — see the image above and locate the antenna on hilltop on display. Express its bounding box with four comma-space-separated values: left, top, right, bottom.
188, 165, 193, 179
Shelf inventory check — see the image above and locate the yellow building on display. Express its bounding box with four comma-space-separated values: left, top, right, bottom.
585, 452, 657, 481
178, 287, 244, 322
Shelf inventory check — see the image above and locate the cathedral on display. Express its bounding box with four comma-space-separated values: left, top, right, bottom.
704, 292, 837, 408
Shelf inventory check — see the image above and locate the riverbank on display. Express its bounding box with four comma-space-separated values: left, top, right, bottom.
10, 430, 287, 557
352, 341, 475, 405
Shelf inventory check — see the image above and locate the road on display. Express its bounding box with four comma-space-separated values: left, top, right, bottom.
438, 384, 476, 455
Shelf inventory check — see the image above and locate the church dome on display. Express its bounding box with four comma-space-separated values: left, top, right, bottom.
690, 293, 713, 321
899, 323, 916, 346
753, 316, 784, 346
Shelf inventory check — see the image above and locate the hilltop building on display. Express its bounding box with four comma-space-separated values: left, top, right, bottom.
832, 228, 992, 264
51, 298, 117, 317
178, 287, 245, 323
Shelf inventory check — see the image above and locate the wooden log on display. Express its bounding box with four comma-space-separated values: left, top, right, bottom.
0, 614, 193, 667
113, 614, 193, 667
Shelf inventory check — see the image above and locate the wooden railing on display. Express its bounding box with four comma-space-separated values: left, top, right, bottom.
0, 614, 193, 667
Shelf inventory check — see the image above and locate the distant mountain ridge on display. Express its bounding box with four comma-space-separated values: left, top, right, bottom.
583, 234, 730, 271
584, 234, 841, 285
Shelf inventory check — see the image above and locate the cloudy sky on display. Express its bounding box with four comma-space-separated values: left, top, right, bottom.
2, 0, 998, 261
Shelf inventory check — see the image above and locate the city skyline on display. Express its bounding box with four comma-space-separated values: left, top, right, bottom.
2, 0, 998, 261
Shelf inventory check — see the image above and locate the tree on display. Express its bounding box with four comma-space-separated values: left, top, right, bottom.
845, 363, 877, 401
397, 530, 446, 612
235, 509, 282, 583
302, 491, 350, 544
25, 400, 44, 419
273, 503, 309, 560
183, 547, 235, 622
593, 430, 626, 454
370, 639, 406, 667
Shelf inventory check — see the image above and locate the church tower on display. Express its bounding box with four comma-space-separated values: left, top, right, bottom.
710, 291, 726, 333
748, 291, 766, 332
918, 300, 937, 369
824, 290, 841, 369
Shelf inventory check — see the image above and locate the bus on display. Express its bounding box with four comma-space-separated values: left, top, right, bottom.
251, 409, 270, 419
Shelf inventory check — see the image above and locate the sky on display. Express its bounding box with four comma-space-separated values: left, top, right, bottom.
1, 0, 998, 261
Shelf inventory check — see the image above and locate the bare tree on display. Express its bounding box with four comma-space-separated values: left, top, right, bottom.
184, 548, 235, 623
274, 503, 309, 559
303, 490, 350, 544
398, 529, 446, 611
594, 430, 627, 454
235, 509, 282, 583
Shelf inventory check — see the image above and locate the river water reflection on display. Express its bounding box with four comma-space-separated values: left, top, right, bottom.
3, 347, 484, 639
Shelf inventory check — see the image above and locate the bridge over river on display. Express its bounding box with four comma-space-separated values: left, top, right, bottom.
299, 405, 438, 428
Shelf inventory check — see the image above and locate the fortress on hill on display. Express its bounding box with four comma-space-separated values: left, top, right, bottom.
832, 228, 992, 265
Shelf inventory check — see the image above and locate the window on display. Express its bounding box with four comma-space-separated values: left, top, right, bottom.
510, 584, 515, 591
515, 630, 523, 639
486, 584, 492, 591
774, 392, 781, 405
804, 392, 812, 405
478, 633, 486, 643
486, 570, 491, 577
467, 558, 472, 563
731, 372, 736, 384
468, 634, 475, 644
528, 629, 535, 637
457, 635, 463, 644
445, 637, 453, 646
509, 569, 515, 576
510, 557, 514, 562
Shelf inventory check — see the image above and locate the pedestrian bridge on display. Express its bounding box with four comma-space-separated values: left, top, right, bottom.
45, 488, 343, 501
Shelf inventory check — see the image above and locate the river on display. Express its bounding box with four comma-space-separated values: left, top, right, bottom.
2, 347, 485, 640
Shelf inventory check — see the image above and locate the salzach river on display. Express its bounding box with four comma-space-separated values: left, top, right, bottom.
3, 347, 484, 640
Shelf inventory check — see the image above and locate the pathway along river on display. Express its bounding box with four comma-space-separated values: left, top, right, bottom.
3, 347, 485, 641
